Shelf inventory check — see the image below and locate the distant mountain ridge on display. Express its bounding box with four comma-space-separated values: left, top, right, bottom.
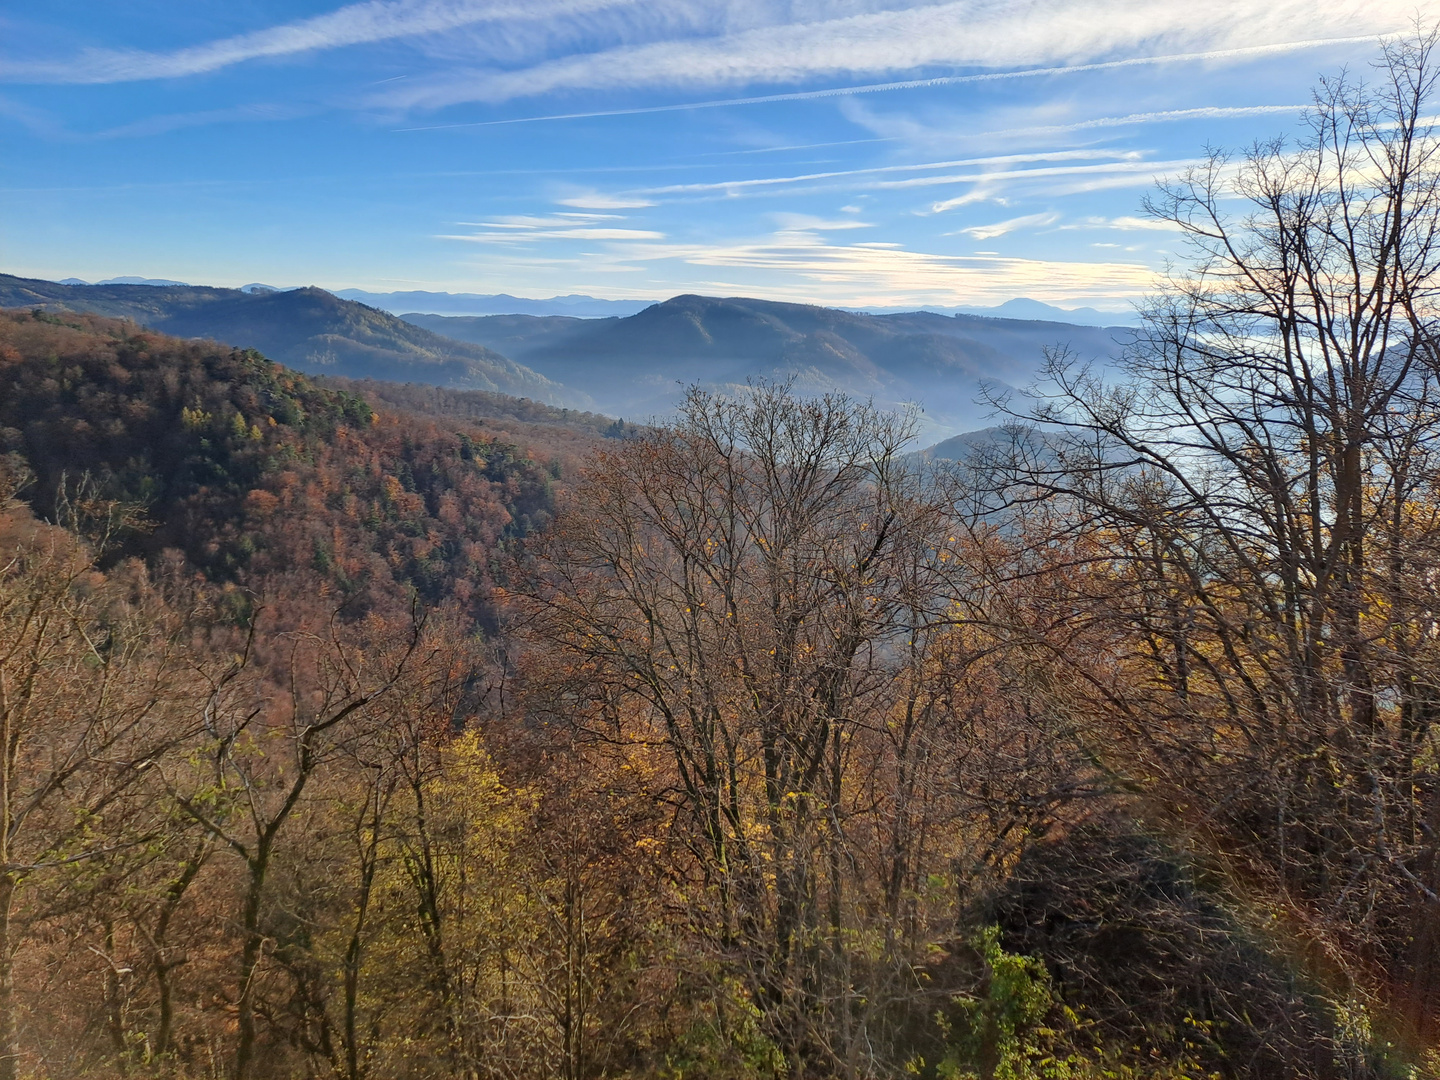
40, 278, 1137, 324
45, 281, 653, 318
340, 290, 1137, 325
0, 273, 572, 404
348, 288, 1135, 326
337, 289, 653, 318
863, 297, 1139, 327
4, 273, 1130, 438
405, 294, 1130, 433
59, 275, 193, 287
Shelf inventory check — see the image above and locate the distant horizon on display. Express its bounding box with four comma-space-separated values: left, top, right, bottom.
9, 268, 1140, 319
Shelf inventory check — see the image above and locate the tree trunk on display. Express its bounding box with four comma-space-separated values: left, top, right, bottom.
234, 850, 270, 1080
0, 876, 16, 1080
103, 919, 129, 1071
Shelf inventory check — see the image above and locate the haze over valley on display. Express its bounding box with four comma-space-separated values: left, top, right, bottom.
1, 272, 1128, 438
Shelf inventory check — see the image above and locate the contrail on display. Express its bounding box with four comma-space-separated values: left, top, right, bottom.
395, 35, 1380, 132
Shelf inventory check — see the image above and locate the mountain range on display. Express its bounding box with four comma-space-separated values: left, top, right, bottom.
923, 297, 1138, 327
51, 280, 653, 318
0, 273, 570, 403
57, 275, 192, 287
405, 296, 1128, 431
48, 277, 1135, 325
334, 289, 653, 318
1, 273, 1130, 436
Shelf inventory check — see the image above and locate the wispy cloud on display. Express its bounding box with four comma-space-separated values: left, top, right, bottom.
636, 149, 1141, 197
920, 159, 1198, 208
0, 0, 633, 84
1063, 214, 1186, 231
651, 156, 1197, 207
617, 233, 1157, 306
0, 93, 59, 136
772, 212, 873, 231
396, 44, 1370, 129
90, 103, 313, 139
438, 219, 1159, 307
844, 102, 1312, 149
6, 0, 1399, 105
378, 0, 1402, 112
539, 152, 1193, 215
953, 211, 1061, 239
445, 228, 667, 240
0, 95, 309, 140
557, 191, 656, 209
971, 104, 1308, 140
443, 211, 665, 241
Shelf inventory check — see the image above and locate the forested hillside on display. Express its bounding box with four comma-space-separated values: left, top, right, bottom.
0, 275, 570, 403
313, 375, 626, 476
0, 309, 570, 621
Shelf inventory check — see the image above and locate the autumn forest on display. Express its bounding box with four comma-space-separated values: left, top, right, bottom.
6, 31, 1440, 1080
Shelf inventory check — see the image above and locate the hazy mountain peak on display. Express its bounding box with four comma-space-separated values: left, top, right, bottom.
95, 275, 193, 286
335, 288, 653, 319
0, 272, 577, 406
403, 293, 1128, 435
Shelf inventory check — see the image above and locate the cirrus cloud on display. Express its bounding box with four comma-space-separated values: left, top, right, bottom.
375, 0, 1405, 111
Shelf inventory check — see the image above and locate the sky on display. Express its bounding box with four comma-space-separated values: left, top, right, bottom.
0, 1, 1431, 312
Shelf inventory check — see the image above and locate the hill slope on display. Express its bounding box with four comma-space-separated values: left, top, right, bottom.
0, 273, 574, 405
405, 295, 1129, 432
0, 308, 588, 620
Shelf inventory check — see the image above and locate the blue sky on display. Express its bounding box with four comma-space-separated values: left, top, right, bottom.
0, 1, 1427, 311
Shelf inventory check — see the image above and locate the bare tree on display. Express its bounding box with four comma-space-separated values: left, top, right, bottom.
519, 382, 978, 1076
165, 603, 424, 1080
0, 478, 207, 1080
991, 26, 1440, 1064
